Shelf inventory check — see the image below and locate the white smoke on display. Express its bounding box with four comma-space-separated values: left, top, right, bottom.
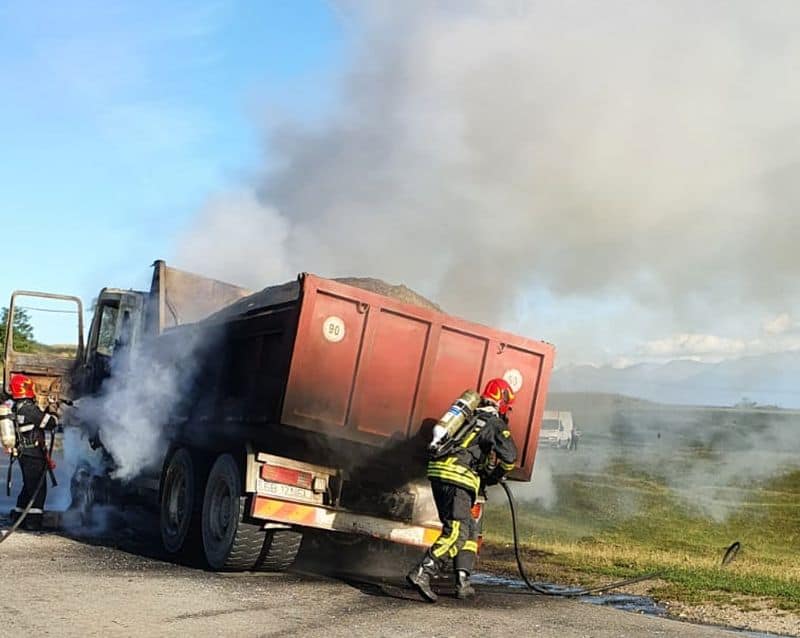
179, 190, 293, 287
72, 326, 212, 481
534, 400, 800, 522
514, 454, 557, 509
46, 427, 105, 511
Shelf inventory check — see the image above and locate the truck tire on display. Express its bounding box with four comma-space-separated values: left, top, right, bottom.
69, 462, 96, 527
160, 448, 197, 554
254, 529, 303, 572
202, 454, 266, 571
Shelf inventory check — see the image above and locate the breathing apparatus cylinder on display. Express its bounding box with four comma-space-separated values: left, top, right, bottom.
0, 404, 16, 452
428, 389, 481, 457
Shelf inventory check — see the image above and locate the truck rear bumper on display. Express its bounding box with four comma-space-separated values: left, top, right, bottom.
251, 495, 441, 548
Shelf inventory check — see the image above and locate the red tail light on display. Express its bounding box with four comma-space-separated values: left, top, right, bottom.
470, 503, 483, 520
260, 464, 313, 490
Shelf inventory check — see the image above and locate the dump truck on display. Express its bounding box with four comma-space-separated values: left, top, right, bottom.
2, 261, 555, 570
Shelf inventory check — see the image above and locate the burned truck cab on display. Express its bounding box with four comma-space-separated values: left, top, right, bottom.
80, 288, 146, 394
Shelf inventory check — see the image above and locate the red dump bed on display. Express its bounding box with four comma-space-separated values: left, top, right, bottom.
281, 275, 555, 481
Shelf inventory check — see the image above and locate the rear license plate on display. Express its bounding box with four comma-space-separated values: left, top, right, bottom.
257, 479, 315, 502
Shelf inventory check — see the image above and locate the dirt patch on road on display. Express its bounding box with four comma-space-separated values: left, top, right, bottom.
666, 599, 800, 637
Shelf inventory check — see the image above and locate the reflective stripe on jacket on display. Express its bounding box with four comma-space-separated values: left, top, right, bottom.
427, 406, 518, 499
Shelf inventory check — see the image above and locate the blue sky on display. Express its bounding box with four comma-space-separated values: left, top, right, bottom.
0, 0, 345, 343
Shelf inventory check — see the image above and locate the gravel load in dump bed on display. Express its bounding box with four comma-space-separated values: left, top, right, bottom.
208, 276, 441, 322
335, 277, 441, 312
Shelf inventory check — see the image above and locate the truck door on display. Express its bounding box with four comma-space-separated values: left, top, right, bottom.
2, 291, 84, 405
83, 290, 144, 394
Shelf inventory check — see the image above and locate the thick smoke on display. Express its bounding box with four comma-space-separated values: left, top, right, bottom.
69, 326, 213, 482
177, 1, 800, 364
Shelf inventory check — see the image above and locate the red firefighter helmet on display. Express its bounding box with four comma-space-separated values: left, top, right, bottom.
481, 378, 515, 415
9, 374, 36, 400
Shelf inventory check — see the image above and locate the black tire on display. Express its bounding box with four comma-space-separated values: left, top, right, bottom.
202, 454, 266, 571
254, 529, 303, 572
160, 449, 196, 554
69, 462, 96, 526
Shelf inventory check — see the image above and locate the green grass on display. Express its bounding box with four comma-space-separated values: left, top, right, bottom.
481, 465, 800, 610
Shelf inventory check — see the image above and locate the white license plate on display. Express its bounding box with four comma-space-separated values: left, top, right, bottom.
257, 479, 316, 502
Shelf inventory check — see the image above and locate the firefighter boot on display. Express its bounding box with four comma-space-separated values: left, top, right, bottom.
455, 570, 475, 599
406, 556, 439, 602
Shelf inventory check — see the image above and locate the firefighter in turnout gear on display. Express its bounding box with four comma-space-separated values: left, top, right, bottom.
6, 374, 58, 530
407, 378, 518, 602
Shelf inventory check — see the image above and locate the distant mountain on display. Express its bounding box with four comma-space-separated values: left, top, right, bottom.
551, 352, 800, 408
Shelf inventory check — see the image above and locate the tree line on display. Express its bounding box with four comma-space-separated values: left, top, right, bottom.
0, 307, 36, 353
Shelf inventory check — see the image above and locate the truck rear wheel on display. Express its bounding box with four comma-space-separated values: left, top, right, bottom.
202, 454, 266, 571
254, 529, 303, 572
160, 448, 197, 554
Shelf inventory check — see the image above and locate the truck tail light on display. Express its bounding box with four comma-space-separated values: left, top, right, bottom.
470, 503, 483, 520
261, 464, 313, 490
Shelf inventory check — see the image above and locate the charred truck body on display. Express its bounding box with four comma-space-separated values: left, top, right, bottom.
2, 261, 555, 571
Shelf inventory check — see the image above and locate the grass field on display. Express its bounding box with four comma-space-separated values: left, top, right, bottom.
480, 397, 800, 612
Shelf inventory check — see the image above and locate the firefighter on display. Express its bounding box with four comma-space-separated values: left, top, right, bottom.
407, 378, 518, 602
7, 374, 57, 530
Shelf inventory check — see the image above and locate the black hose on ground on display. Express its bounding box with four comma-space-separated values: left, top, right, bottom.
499, 479, 661, 597
0, 466, 47, 545
0, 430, 57, 546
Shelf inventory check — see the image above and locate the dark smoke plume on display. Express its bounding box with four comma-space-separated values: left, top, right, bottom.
177, 1, 800, 365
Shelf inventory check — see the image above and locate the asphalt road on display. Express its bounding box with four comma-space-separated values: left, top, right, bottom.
0, 523, 750, 638
0, 448, 763, 638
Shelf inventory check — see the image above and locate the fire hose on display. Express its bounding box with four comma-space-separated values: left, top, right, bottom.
499, 479, 661, 596
0, 429, 57, 545
498, 480, 741, 597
